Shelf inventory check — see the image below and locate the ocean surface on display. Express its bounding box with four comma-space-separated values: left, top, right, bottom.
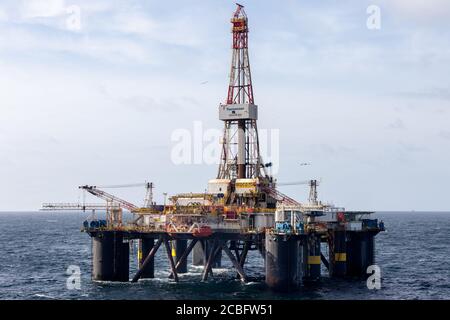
0, 211, 449, 300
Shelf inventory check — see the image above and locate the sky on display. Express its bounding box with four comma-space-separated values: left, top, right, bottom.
0, 0, 450, 211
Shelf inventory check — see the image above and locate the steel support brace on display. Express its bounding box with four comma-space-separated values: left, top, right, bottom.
163, 239, 179, 282
321, 252, 329, 270
222, 242, 247, 283
169, 239, 198, 278
239, 241, 250, 267
132, 237, 163, 282
202, 240, 218, 281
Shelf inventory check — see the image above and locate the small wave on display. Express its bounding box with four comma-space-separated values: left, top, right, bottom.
178, 272, 202, 276
34, 294, 58, 300
210, 268, 230, 274
92, 280, 129, 285
190, 265, 204, 270
139, 277, 171, 284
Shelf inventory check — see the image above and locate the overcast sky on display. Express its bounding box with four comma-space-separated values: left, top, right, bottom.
1, 0, 450, 211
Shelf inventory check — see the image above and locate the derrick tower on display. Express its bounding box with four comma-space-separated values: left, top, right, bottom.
217, 4, 265, 180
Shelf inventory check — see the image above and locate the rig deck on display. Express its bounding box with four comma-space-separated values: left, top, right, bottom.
82, 207, 384, 291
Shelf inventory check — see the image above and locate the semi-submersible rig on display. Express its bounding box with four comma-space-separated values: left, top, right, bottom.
44, 4, 384, 292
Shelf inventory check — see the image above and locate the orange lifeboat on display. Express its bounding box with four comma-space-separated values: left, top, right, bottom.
193, 225, 213, 238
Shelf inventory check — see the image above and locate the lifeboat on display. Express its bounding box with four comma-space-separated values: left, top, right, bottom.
337, 212, 346, 222
193, 225, 213, 238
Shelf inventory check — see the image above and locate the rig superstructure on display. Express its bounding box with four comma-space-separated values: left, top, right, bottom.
43, 4, 384, 292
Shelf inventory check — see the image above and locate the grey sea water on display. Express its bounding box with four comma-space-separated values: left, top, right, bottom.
0, 211, 449, 300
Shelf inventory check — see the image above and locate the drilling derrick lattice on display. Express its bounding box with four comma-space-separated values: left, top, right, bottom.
217, 5, 264, 181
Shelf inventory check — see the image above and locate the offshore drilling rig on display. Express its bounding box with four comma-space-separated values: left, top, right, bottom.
44, 4, 384, 292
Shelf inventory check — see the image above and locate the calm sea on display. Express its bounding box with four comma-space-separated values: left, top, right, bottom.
0, 211, 449, 300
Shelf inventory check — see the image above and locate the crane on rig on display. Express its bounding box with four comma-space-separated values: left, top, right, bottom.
79, 185, 138, 210
274, 179, 322, 207
82, 182, 161, 227
79, 182, 159, 213
93, 182, 155, 209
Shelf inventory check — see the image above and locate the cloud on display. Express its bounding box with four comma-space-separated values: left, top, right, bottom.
112, 12, 157, 36
20, 0, 65, 18
387, 119, 405, 130
381, 0, 450, 19
439, 130, 450, 140
0, 1, 212, 68
397, 142, 428, 153
119, 96, 181, 113
396, 88, 450, 101
0, 7, 8, 21
0, 26, 153, 64
306, 144, 355, 158
105, 9, 210, 47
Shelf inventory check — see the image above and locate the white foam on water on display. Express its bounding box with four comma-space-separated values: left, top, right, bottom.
211, 268, 230, 274
34, 293, 58, 299
190, 265, 204, 270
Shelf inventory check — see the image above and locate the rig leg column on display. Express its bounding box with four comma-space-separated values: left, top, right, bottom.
347, 232, 361, 276
265, 231, 300, 292
347, 232, 375, 277
92, 231, 129, 282
330, 231, 347, 277
208, 239, 222, 268
192, 241, 204, 266
360, 232, 375, 276
173, 240, 188, 273
304, 233, 321, 281
138, 238, 155, 279
366, 232, 375, 269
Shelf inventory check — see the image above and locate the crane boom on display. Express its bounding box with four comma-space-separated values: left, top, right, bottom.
79, 185, 139, 211
90, 181, 154, 209
262, 186, 301, 206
